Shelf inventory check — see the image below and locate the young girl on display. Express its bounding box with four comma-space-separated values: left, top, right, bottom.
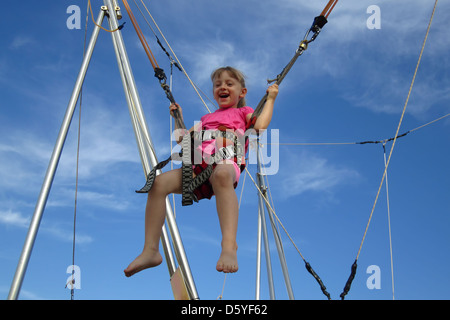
124, 66, 279, 276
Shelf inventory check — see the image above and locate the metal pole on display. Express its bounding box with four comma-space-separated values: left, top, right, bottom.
106, 5, 177, 276
7, 9, 106, 300
256, 138, 295, 300
263, 192, 295, 300
103, 0, 198, 299
255, 140, 275, 299
256, 172, 276, 299
255, 207, 262, 300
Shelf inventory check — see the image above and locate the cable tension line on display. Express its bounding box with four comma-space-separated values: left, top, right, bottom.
249, 0, 339, 128
339, 0, 439, 300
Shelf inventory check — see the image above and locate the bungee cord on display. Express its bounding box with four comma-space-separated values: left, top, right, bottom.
256, 111, 449, 300
133, 0, 215, 114
249, 0, 339, 129
262, 112, 450, 147
382, 142, 395, 300
66, 2, 91, 300
121, 0, 185, 129
340, 0, 439, 300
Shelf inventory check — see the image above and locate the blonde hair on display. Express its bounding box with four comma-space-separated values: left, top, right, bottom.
211, 66, 247, 108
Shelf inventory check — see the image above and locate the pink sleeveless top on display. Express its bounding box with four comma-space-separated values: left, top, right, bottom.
196, 106, 254, 182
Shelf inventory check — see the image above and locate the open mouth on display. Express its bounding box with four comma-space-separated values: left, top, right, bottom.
219, 93, 230, 98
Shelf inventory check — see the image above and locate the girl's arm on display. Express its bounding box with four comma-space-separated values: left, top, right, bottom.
170, 103, 197, 144
247, 84, 279, 131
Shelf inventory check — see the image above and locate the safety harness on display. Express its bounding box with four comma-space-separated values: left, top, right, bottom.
136, 128, 245, 206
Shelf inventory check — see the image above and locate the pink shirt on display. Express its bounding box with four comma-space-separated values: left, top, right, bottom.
197, 106, 254, 167
200, 106, 254, 134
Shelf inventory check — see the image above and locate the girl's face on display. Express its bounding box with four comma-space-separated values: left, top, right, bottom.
213, 71, 247, 108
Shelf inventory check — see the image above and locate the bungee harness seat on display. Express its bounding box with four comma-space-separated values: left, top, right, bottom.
136, 127, 245, 206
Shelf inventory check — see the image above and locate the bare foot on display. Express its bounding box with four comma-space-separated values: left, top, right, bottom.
216, 245, 238, 273
124, 249, 163, 277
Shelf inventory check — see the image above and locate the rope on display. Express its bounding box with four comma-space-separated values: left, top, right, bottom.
88, 0, 122, 33
340, 0, 439, 300
252, 143, 331, 299
249, 0, 338, 129
122, 0, 188, 133
66, 1, 90, 300
135, 0, 214, 114
247, 164, 332, 299
262, 112, 450, 147
382, 143, 395, 300
409, 112, 450, 133
217, 274, 227, 300
355, 0, 438, 261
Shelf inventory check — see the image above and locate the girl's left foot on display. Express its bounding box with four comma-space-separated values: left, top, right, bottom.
216, 244, 238, 273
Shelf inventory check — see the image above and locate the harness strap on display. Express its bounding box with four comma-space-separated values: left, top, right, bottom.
135, 152, 181, 194
136, 129, 244, 206
181, 133, 194, 206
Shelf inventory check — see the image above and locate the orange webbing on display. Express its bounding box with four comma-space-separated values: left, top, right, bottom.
121, 0, 159, 70
320, 0, 339, 18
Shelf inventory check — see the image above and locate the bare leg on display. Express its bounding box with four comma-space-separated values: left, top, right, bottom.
210, 163, 239, 273
124, 169, 182, 277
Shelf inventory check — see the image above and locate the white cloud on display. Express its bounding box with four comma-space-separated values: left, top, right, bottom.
0, 210, 30, 228
9, 36, 35, 50
42, 224, 93, 245
180, 38, 270, 91
0, 210, 93, 245
47, 188, 133, 212
302, 0, 450, 118
0, 101, 140, 186
278, 150, 359, 199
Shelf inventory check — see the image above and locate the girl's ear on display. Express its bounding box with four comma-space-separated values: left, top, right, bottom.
239, 87, 248, 98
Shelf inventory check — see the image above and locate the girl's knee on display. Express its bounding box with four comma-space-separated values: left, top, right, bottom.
211, 166, 235, 189
150, 169, 182, 196
148, 175, 164, 196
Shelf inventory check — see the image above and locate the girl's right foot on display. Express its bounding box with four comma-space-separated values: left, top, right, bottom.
124, 249, 163, 277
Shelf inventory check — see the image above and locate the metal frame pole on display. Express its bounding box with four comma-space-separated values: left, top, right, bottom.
255, 141, 275, 299
105, 3, 177, 276
103, 0, 198, 299
256, 136, 295, 300
8, 9, 106, 301
255, 208, 262, 299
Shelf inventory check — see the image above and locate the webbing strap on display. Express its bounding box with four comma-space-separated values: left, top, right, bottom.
188, 164, 214, 198
135, 153, 178, 194
181, 134, 194, 206
136, 130, 243, 206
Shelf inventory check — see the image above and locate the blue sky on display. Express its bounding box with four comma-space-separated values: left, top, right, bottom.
1, 0, 449, 300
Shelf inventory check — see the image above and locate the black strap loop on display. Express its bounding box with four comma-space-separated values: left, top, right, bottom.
340, 260, 358, 300
304, 261, 332, 300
